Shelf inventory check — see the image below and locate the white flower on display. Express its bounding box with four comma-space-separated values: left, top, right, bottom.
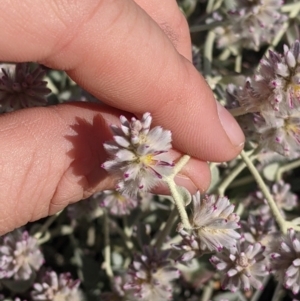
210, 241, 269, 292
269, 228, 300, 295
98, 190, 139, 216
0, 229, 44, 280
123, 246, 179, 301
189, 192, 241, 252
31, 271, 83, 301
102, 113, 173, 196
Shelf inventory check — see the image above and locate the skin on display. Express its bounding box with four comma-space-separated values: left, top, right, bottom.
0, 0, 244, 235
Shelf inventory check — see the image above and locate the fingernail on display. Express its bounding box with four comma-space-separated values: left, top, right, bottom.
174, 175, 198, 194
216, 101, 245, 148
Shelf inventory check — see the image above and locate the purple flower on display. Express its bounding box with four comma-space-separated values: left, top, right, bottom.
241, 214, 275, 245
97, 190, 139, 216
123, 246, 180, 301
0, 229, 44, 280
210, 241, 269, 292
0, 63, 51, 112
31, 271, 83, 301
230, 41, 300, 157
190, 192, 241, 252
215, 0, 286, 50
102, 113, 174, 196
269, 228, 300, 295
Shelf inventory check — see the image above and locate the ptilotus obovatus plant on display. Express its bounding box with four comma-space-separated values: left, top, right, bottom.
99, 110, 300, 300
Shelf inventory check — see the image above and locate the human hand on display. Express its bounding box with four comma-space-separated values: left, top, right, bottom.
0, 0, 244, 234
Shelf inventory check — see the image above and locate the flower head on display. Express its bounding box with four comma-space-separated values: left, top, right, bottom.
97, 189, 139, 216
241, 214, 275, 245
269, 228, 300, 295
0, 63, 51, 112
31, 271, 83, 301
214, 0, 286, 51
210, 241, 269, 292
124, 246, 180, 301
189, 192, 241, 252
0, 229, 44, 280
230, 41, 300, 157
102, 113, 173, 196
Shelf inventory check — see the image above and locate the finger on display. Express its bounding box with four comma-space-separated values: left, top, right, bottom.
134, 0, 192, 60
0, 0, 244, 163
0, 103, 210, 235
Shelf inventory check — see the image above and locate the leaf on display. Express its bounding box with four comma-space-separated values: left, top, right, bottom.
176, 185, 192, 206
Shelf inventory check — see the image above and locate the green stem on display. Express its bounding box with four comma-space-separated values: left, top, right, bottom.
154, 207, 178, 249
217, 150, 255, 196
190, 21, 231, 33
206, 0, 215, 13
281, 1, 300, 13
103, 210, 114, 282
240, 150, 288, 234
228, 106, 249, 117
171, 154, 191, 176
201, 280, 214, 301
265, 4, 300, 54
164, 178, 192, 229
34, 210, 63, 240
217, 160, 246, 196
235, 53, 242, 73
276, 158, 300, 182
204, 31, 216, 76
163, 154, 192, 229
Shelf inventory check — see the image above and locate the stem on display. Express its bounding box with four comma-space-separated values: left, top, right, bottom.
171, 154, 191, 176
250, 276, 270, 301
154, 207, 178, 249
190, 21, 231, 33
281, 1, 300, 13
206, 0, 215, 13
276, 158, 300, 182
240, 150, 288, 234
204, 31, 216, 76
217, 149, 255, 196
265, 4, 300, 54
110, 219, 133, 252
271, 282, 285, 301
217, 160, 246, 196
34, 210, 63, 240
228, 106, 249, 117
219, 48, 231, 61
235, 53, 242, 73
103, 210, 114, 282
164, 178, 192, 229
201, 280, 214, 301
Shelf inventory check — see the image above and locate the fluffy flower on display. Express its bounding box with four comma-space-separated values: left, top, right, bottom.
230, 41, 300, 157
31, 271, 83, 301
0, 63, 51, 112
97, 189, 139, 215
189, 192, 241, 252
248, 180, 298, 218
214, 0, 286, 50
0, 229, 44, 280
102, 113, 173, 196
241, 214, 275, 245
123, 246, 180, 301
210, 241, 269, 292
269, 228, 300, 295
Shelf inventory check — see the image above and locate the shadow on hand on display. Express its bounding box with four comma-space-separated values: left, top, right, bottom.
64, 105, 116, 197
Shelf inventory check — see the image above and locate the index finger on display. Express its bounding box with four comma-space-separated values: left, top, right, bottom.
0, 0, 244, 161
